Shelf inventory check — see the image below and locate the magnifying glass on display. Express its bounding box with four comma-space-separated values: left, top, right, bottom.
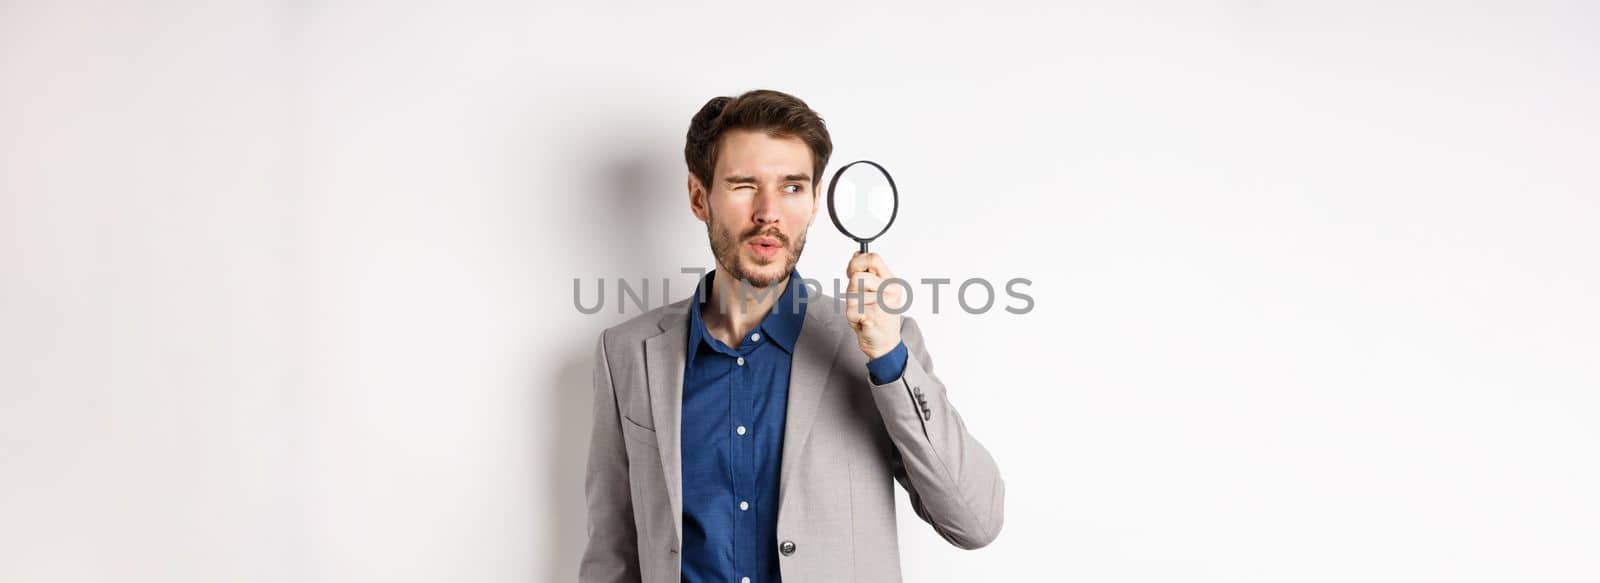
826, 160, 899, 253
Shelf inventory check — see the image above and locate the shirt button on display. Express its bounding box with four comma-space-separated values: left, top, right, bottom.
741, 578, 750, 583
751, 332, 761, 342
736, 425, 747, 436
780, 540, 797, 556
739, 500, 749, 511
736, 357, 745, 366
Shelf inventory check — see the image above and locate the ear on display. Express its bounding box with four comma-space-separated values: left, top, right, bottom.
688, 173, 710, 223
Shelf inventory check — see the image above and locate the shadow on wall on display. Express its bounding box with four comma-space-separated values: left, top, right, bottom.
537, 117, 690, 582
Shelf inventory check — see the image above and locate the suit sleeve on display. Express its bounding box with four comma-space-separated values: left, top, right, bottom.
578, 331, 643, 582
870, 316, 1006, 549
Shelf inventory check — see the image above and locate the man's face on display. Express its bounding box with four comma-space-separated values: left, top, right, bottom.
689, 129, 819, 289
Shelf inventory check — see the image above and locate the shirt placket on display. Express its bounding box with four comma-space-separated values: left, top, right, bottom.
731, 337, 760, 583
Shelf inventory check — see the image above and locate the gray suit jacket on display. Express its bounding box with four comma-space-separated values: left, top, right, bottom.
579, 293, 1004, 582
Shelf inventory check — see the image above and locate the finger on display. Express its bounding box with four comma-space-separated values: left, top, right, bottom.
847, 252, 889, 279
844, 297, 879, 317
846, 252, 883, 278
844, 292, 881, 306
845, 270, 877, 289
846, 295, 879, 306
846, 273, 884, 294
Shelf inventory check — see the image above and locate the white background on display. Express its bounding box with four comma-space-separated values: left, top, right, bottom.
3, 1, 1597, 581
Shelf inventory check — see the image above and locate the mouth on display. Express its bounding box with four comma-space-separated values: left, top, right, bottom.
746, 236, 784, 259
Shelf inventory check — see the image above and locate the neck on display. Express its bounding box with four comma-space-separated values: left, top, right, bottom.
702, 265, 789, 348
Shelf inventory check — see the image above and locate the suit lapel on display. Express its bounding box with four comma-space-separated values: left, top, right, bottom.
778, 304, 846, 510
644, 304, 689, 545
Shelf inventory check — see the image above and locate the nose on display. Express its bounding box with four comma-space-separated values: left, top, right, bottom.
752, 186, 780, 225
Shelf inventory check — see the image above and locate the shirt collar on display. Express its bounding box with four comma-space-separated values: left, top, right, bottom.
686, 268, 808, 367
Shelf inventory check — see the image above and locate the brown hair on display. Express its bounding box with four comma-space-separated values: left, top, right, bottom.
684, 89, 833, 192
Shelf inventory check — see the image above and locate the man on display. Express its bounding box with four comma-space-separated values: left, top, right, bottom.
580, 89, 1003, 583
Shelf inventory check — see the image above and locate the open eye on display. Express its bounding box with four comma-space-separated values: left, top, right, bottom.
783, 184, 802, 193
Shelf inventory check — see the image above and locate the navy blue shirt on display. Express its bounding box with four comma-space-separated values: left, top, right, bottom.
679, 269, 906, 583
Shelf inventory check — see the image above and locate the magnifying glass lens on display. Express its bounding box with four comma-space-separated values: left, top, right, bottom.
826, 161, 899, 252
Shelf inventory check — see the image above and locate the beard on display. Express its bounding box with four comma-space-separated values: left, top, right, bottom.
706, 212, 807, 289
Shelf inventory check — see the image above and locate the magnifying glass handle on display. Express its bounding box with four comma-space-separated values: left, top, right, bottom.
859, 241, 869, 254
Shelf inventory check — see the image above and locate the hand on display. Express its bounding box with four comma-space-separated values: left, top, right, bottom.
844, 251, 904, 359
